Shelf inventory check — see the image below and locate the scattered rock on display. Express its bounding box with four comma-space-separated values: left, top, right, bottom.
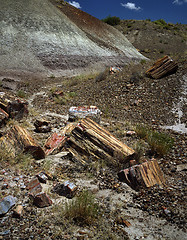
33, 192, 52, 208
0, 195, 17, 216
13, 205, 24, 218
52, 180, 77, 199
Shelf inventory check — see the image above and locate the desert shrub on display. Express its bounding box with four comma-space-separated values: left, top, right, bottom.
15, 152, 33, 171
102, 15, 121, 26
54, 96, 66, 105
147, 131, 174, 156
135, 125, 149, 139
135, 125, 174, 156
133, 140, 147, 161
17, 90, 26, 98
68, 91, 77, 98
0, 148, 13, 163
154, 19, 167, 27
64, 190, 99, 225
140, 59, 146, 65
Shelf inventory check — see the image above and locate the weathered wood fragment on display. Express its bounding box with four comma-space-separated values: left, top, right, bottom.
146, 56, 178, 79
118, 159, 165, 190
0, 125, 45, 159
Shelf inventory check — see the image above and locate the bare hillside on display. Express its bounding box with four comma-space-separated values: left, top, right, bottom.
0, 0, 145, 78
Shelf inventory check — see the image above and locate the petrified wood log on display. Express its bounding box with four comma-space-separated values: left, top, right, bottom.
0, 125, 45, 159
145, 56, 178, 79
118, 159, 165, 190
66, 118, 135, 165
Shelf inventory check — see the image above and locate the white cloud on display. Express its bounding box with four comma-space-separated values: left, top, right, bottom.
173, 0, 187, 5
121, 2, 142, 11
68, 1, 81, 8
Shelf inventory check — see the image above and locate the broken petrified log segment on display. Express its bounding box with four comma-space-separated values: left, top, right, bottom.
68, 106, 101, 123
118, 159, 165, 190
7, 99, 29, 120
34, 119, 51, 133
26, 177, 42, 196
33, 192, 52, 208
67, 118, 135, 165
0, 125, 45, 159
44, 132, 67, 156
44, 122, 77, 155
145, 56, 178, 79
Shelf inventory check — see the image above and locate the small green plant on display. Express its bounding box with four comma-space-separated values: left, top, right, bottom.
50, 75, 55, 79
15, 152, 33, 172
133, 140, 146, 161
0, 148, 13, 163
135, 125, 174, 156
147, 131, 174, 156
68, 91, 77, 98
140, 59, 146, 64
50, 86, 57, 94
154, 19, 167, 27
102, 15, 121, 26
54, 96, 66, 105
42, 159, 52, 171
135, 125, 149, 139
17, 90, 26, 98
64, 190, 99, 225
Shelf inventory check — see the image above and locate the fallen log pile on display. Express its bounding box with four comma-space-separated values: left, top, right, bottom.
44, 118, 135, 165
145, 55, 178, 79
118, 159, 165, 190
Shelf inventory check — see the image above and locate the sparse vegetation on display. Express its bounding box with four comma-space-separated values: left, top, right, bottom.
154, 19, 168, 27
102, 15, 121, 26
140, 59, 146, 64
17, 90, 26, 98
64, 190, 99, 225
54, 95, 67, 105
135, 125, 174, 156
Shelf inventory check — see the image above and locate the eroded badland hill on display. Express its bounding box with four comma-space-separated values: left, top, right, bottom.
0, 1, 186, 239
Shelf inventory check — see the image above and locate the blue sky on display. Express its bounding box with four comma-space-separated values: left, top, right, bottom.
67, 0, 187, 24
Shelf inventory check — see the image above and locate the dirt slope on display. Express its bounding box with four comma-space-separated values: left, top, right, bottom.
0, 0, 145, 78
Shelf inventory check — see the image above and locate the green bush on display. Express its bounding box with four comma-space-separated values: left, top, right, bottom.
154, 19, 168, 28
64, 190, 99, 225
147, 131, 174, 156
135, 125, 174, 156
102, 15, 121, 26
17, 90, 26, 98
